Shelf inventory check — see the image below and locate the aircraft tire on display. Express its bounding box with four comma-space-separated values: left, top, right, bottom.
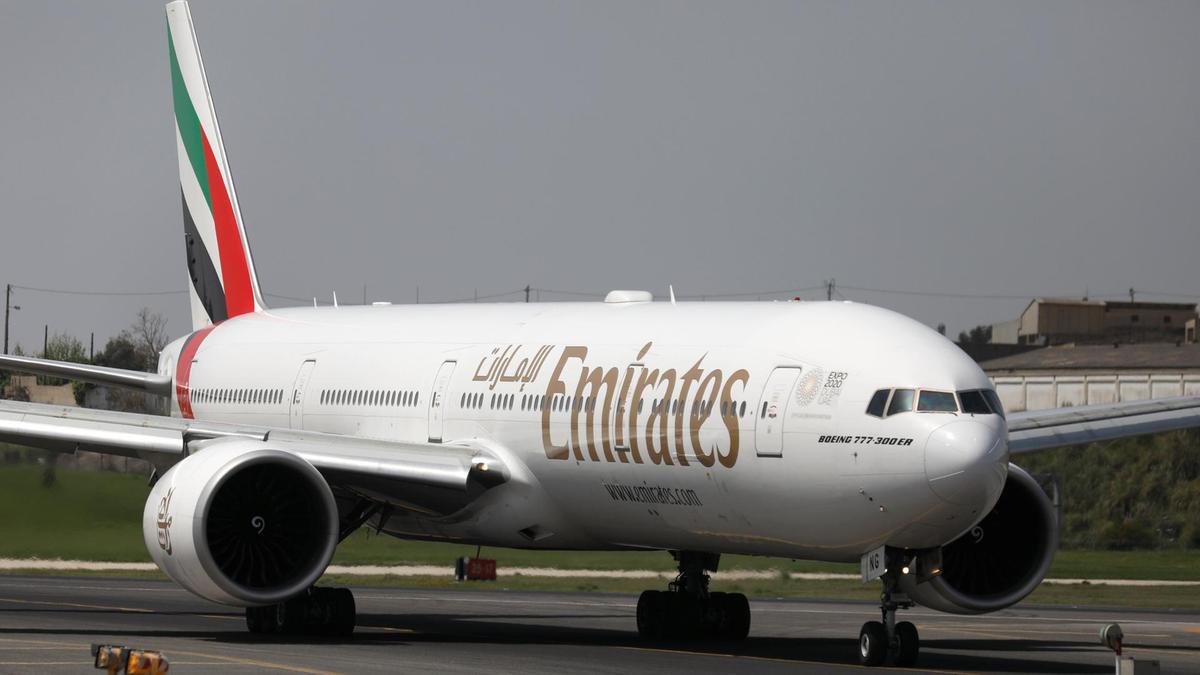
894, 621, 919, 667
859, 621, 887, 667
330, 588, 357, 636
245, 605, 274, 634
720, 592, 751, 641
636, 590, 667, 639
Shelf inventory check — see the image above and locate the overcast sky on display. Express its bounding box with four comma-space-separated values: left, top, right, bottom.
1, 0, 1198, 353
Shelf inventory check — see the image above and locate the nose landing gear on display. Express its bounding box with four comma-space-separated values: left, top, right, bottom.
636, 551, 750, 641
859, 573, 918, 667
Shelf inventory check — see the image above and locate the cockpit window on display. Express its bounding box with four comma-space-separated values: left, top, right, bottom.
981, 389, 1005, 419
887, 389, 915, 416
958, 390, 991, 415
917, 390, 958, 413
866, 389, 890, 418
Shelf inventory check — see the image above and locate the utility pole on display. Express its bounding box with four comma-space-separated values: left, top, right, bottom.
826, 278, 836, 301
1129, 287, 1135, 303
525, 285, 531, 303
3, 284, 10, 355
43, 324, 48, 357
90, 332, 94, 361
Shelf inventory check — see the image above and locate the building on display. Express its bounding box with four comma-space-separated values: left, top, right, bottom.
992, 298, 1197, 346
2, 374, 76, 406
981, 342, 1200, 413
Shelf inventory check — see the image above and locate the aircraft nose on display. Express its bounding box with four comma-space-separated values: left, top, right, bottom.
925, 419, 1008, 506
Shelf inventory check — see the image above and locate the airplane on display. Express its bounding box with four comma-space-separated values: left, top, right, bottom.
1, 0, 1199, 667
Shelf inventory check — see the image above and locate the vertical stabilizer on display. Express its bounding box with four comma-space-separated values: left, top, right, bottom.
166, 0, 265, 330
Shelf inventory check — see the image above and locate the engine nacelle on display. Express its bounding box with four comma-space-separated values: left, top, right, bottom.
144, 439, 339, 606
899, 463, 1058, 614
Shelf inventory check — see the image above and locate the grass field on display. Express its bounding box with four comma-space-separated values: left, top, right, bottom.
1, 463, 1198, 607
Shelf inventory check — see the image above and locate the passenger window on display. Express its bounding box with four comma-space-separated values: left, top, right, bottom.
866, 389, 889, 417
982, 390, 1005, 419
958, 390, 991, 415
917, 390, 958, 413
887, 389, 914, 416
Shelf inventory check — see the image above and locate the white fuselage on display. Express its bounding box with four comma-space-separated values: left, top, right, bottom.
159, 299, 1009, 564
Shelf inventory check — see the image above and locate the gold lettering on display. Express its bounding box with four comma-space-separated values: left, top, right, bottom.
645, 369, 676, 465
718, 369, 750, 468
541, 346, 586, 460
690, 369, 723, 467
673, 357, 706, 466
627, 367, 657, 464
572, 365, 619, 462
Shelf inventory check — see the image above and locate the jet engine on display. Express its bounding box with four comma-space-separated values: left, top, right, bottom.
899, 463, 1058, 614
143, 439, 338, 606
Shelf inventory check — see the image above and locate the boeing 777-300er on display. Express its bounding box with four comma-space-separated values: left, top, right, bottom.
1, 1, 1198, 667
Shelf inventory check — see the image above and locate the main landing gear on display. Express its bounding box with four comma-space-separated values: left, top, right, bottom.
245, 587, 356, 636
858, 573, 918, 667
636, 551, 750, 641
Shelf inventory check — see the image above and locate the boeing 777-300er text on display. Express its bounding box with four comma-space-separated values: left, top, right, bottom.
2, 2, 1199, 667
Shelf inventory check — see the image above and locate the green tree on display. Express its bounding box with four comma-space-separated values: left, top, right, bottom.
40, 333, 87, 388
956, 324, 993, 345
1019, 429, 1200, 549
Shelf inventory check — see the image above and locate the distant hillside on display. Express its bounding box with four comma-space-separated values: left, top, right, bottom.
1017, 428, 1200, 549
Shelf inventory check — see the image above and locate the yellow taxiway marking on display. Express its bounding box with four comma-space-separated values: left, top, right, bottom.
616, 645, 973, 674
0, 658, 92, 662
164, 648, 343, 674
359, 624, 415, 633
921, 619, 1166, 634
0, 596, 152, 614
0, 610, 343, 674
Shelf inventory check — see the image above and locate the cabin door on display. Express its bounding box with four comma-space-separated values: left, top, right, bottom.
289, 360, 317, 430
427, 360, 456, 442
754, 367, 801, 457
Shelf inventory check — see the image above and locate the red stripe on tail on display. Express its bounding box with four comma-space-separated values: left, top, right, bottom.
202, 132, 255, 318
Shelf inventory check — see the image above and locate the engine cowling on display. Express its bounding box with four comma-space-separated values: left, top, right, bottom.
899, 463, 1058, 614
143, 439, 339, 606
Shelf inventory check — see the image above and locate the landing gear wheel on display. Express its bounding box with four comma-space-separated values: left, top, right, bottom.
859, 621, 888, 667
636, 590, 666, 640
893, 620, 919, 667
247, 587, 358, 636
275, 595, 307, 634
245, 605, 275, 634
330, 587, 356, 636
719, 593, 750, 641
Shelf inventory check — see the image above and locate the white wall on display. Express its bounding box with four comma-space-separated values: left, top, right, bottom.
991, 373, 1200, 412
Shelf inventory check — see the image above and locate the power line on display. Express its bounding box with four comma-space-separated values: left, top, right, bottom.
10, 284, 186, 297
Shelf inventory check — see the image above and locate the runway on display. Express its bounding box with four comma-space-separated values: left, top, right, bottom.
0, 576, 1196, 674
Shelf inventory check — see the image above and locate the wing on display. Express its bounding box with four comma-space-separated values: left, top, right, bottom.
0, 354, 173, 395
1006, 395, 1200, 454
0, 399, 509, 516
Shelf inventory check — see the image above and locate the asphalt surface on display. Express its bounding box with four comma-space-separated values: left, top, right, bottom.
0, 576, 1196, 674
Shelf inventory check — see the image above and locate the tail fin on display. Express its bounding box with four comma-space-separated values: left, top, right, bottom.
166, 1, 265, 330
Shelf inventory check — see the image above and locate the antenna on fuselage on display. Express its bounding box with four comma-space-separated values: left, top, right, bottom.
668, 285, 677, 306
